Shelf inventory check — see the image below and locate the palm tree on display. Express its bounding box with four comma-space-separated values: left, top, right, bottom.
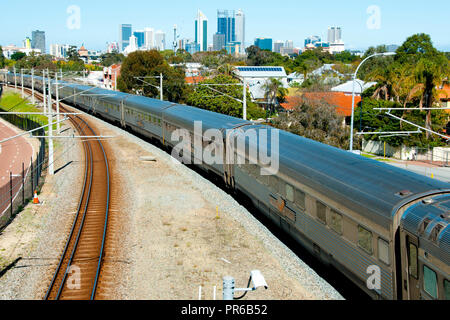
263, 78, 288, 115
216, 63, 236, 77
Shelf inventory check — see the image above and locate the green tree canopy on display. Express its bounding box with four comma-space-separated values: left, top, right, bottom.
12, 53, 57, 72
10, 52, 26, 61
117, 50, 187, 103
0, 46, 5, 68
100, 52, 125, 67
272, 96, 354, 150
185, 74, 265, 119
354, 98, 448, 148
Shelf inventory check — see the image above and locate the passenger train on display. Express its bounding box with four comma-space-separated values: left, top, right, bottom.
6, 73, 450, 300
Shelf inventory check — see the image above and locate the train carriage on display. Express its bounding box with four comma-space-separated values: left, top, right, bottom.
5, 71, 450, 300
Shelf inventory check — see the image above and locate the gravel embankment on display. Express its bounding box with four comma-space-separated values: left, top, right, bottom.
83, 111, 344, 301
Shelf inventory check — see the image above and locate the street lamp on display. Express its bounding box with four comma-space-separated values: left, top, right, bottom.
349, 52, 396, 152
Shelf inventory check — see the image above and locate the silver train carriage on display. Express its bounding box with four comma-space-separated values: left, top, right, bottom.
6, 72, 450, 300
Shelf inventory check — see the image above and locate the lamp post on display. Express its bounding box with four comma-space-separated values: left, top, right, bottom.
349, 52, 396, 152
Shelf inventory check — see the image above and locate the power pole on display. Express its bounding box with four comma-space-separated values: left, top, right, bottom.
21, 68, 24, 98
55, 73, 61, 134
31, 68, 35, 104
160, 73, 163, 101
43, 70, 47, 114
13, 66, 17, 90
47, 76, 54, 175
243, 78, 247, 121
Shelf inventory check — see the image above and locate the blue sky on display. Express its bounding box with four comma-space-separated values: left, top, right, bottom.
1, 0, 449, 52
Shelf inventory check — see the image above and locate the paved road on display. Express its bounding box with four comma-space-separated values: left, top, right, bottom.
0, 120, 33, 215
388, 162, 450, 183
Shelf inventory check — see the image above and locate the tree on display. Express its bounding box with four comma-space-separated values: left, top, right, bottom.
263, 78, 288, 114
272, 96, 354, 150
185, 74, 265, 119
67, 46, 82, 62
395, 34, 450, 138
10, 52, 26, 61
13, 52, 57, 72
0, 46, 5, 68
117, 50, 187, 103
354, 98, 448, 148
100, 52, 125, 67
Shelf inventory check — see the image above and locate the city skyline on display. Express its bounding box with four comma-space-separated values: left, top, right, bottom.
1, 1, 450, 52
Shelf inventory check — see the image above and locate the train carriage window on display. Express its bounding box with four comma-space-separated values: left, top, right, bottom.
330, 210, 343, 235
295, 190, 306, 209
423, 265, 438, 299
445, 280, 450, 300
408, 243, 418, 279
358, 226, 373, 254
316, 201, 327, 224
378, 238, 390, 265
286, 184, 294, 202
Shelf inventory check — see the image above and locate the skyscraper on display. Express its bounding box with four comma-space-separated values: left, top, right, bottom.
327, 27, 345, 53
120, 24, 132, 52
155, 31, 166, 51
254, 38, 272, 51
144, 28, 154, 50
133, 30, 145, 49
217, 10, 235, 45
213, 33, 226, 51
32, 30, 46, 54
327, 27, 342, 44
235, 9, 245, 53
195, 10, 208, 52
273, 41, 284, 54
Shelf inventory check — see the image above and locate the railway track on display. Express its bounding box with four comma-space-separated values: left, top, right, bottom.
19, 87, 112, 300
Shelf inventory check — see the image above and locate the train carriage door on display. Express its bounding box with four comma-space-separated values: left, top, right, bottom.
403, 231, 420, 300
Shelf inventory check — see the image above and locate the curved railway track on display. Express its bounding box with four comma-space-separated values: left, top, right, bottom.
19, 87, 111, 300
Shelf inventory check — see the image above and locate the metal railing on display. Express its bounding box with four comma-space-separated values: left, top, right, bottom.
0, 112, 45, 229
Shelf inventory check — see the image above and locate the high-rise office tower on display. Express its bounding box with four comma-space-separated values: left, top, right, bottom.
120, 24, 132, 52
155, 31, 166, 51
213, 33, 226, 51
32, 30, 46, 54
195, 10, 208, 52
254, 38, 272, 51
235, 9, 245, 53
133, 30, 145, 48
217, 10, 235, 45
144, 28, 155, 50
23, 37, 32, 49
285, 40, 294, 49
327, 26, 342, 44
273, 41, 284, 54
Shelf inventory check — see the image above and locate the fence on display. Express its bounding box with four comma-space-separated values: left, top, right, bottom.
0, 112, 46, 230
362, 139, 450, 166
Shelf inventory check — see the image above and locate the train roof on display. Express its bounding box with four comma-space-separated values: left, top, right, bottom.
401, 195, 450, 264
164, 104, 251, 133
237, 125, 450, 228
122, 95, 175, 117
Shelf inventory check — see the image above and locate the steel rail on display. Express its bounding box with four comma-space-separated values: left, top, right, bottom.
16, 85, 110, 300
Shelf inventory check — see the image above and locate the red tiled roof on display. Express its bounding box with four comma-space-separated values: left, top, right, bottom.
185, 76, 205, 84
438, 84, 450, 101
281, 91, 361, 117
